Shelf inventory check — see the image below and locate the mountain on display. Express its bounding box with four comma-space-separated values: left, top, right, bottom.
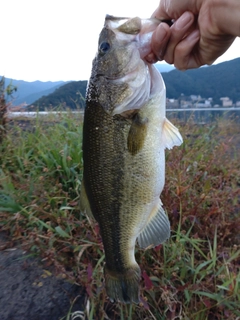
30, 81, 87, 110
161, 58, 240, 103
7, 58, 240, 110
27, 64, 174, 110
14, 83, 67, 106
31, 58, 240, 109
2, 77, 65, 106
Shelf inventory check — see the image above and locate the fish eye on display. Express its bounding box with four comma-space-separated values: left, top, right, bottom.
99, 42, 110, 55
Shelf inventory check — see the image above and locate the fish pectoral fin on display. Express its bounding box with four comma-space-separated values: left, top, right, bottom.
127, 113, 148, 155
137, 200, 170, 249
79, 178, 94, 219
162, 118, 183, 150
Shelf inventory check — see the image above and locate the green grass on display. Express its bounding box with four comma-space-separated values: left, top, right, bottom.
0, 112, 239, 319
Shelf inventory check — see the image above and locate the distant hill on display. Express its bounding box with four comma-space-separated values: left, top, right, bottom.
28, 64, 174, 110
30, 81, 87, 110
162, 58, 240, 103
2, 77, 65, 106
13, 57, 240, 110
14, 83, 66, 106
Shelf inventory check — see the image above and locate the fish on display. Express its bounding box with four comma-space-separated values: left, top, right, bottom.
80, 15, 183, 304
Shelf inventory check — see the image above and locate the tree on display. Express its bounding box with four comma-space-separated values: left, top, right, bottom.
0, 76, 17, 143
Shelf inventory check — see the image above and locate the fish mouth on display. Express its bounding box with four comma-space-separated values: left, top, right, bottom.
105, 68, 139, 82
99, 58, 148, 83
97, 55, 142, 82
96, 68, 139, 83
96, 74, 121, 81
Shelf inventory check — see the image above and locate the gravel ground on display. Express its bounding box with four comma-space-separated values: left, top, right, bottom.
0, 233, 84, 320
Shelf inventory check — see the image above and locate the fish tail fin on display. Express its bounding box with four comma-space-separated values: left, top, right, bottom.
104, 264, 141, 304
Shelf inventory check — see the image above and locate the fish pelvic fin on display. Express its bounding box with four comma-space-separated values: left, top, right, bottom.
137, 200, 170, 249
79, 178, 94, 219
104, 264, 141, 304
162, 118, 183, 150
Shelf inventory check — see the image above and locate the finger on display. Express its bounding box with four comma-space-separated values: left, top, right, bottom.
145, 52, 159, 64
151, 3, 171, 20
164, 11, 195, 64
173, 30, 200, 69
150, 22, 171, 61
152, 0, 199, 20
176, 32, 235, 70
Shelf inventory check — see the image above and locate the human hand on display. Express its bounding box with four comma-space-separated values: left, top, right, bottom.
148, 0, 239, 70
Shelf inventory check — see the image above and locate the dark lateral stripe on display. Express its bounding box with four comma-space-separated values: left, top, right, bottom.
102, 115, 127, 272
83, 102, 129, 273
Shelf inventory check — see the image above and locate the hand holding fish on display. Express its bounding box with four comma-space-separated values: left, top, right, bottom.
149, 0, 240, 69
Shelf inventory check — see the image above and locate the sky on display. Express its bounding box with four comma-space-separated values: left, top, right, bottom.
1, 0, 239, 82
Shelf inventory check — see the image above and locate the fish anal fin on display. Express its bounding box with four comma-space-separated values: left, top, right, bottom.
79, 178, 94, 219
127, 114, 148, 155
162, 118, 183, 150
137, 200, 170, 249
104, 264, 140, 304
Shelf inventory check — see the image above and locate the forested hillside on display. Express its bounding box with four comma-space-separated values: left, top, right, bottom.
162, 58, 240, 103
30, 58, 240, 109
30, 81, 87, 110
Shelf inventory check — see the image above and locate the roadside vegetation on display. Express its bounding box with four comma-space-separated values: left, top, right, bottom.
0, 111, 239, 320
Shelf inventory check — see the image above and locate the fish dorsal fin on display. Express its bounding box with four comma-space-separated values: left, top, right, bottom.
137, 200, 170, 249
162, 118, 183, 150
79, 179, 94, 219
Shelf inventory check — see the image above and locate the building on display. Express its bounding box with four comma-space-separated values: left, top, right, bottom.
235, 101, 240, 107
166, 98, 179, 108
220, 97, 233, 107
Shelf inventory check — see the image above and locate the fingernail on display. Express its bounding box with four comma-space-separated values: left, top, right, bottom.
175, 12, 192, 30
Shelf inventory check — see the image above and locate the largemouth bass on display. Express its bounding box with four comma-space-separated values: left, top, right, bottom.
80, 15, 182, 304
